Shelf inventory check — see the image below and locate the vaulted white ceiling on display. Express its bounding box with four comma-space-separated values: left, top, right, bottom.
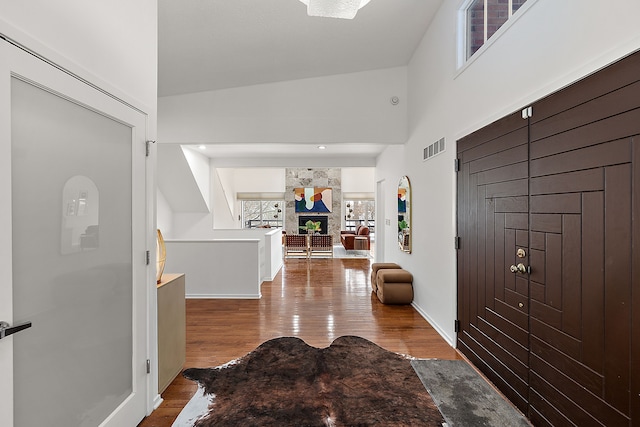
159, 0, 443, 96
158, 0, 443, 163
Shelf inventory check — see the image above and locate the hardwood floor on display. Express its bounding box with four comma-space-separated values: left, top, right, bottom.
138, 257, 460, 427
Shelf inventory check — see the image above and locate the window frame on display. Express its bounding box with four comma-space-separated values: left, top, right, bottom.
456, 0, 538, 72
344, 199, 375, 233
241, 199, 284, 229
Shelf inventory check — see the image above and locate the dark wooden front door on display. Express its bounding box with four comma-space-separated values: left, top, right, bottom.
457, 110, 531, 413
457, 51, 640, 426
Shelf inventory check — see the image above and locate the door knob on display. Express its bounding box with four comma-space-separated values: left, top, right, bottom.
0, 320, 32, 340
509, 263, 528, 274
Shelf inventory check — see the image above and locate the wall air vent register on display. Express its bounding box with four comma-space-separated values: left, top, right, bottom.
423, 137, 445, 161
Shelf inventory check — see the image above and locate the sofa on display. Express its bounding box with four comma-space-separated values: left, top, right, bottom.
340, 225, 371, 250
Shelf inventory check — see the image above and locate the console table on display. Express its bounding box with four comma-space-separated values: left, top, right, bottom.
157, 273, 186, 393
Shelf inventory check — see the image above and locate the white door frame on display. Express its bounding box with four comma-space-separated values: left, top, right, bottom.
0, 35, 14, 427
375, 179, 385, 262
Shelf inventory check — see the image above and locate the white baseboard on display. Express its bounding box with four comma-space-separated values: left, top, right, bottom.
262, 270, 280, 282
153, 394, 163, 411
411, 302, 456, 347
186, 293, 261, 299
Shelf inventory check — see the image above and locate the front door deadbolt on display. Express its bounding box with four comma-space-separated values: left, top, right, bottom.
517, 248, 526, 258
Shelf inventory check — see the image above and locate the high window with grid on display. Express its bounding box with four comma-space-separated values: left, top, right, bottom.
464, 0, 529, 60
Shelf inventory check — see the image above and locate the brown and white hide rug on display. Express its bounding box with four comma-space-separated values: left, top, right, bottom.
175, 336, 445, 427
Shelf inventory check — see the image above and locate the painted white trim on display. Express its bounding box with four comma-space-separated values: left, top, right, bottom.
153, 395, 164, 410
0, 38, 14, 427
187, 293, 263, 299
0, 17, 153, 116
263, 269, 281, 282
412, 302, 456, 347
167, 239, 260, 243
374, 179, 386, 264
237, 192, 286, 200
145, 135, 159, 416
343, 192, 375, 200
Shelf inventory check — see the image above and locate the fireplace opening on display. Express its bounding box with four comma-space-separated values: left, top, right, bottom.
298, 215, 328, 234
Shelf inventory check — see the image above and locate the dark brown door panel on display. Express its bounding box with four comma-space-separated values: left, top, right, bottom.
457, 50, 639, 425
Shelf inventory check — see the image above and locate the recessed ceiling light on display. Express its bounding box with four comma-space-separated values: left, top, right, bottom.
318, 146, 326, 150
198, 145, 206, 150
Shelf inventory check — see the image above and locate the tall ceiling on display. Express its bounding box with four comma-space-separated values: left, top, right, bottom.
158, 0, 443, 162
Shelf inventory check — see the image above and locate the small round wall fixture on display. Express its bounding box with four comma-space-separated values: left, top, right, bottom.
390, 96, 399, 105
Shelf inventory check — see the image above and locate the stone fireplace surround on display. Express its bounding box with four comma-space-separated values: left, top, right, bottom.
285, 168, 342, 243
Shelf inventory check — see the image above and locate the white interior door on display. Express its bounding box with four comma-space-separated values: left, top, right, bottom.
0, 40, 148, 427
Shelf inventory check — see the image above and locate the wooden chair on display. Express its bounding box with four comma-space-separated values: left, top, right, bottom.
309, 234, 333, 258
284, 234, 308, 258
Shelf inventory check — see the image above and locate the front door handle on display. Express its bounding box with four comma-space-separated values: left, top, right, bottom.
0, 320, 32, 340
509, 263, 529, 274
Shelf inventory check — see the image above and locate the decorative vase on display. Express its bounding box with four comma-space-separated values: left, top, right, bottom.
156, 229, 166, 284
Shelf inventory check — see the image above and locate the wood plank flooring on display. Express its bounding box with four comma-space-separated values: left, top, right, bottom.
138, 257, 460, 427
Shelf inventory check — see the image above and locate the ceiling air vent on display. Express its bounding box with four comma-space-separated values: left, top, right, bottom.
423, 137, 445, 161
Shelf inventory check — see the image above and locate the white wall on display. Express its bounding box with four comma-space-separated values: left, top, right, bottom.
157, 190, 173, 237
164, 240, 261, 298
182, 147, 211, 210
375, 145, 405, 263
212, 228, 283, 282
170, 147, 215, 237
171, 213, 216, 239
212, 167, 238, 229
376, 0, 640, 345
342, 168, 375, 194
233, 168, 286, 192
159, 67, 407, 145
157, 145, 213, 238
0, 0, 157, 113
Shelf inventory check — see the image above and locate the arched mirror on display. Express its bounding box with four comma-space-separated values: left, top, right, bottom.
397, 176, 411, 253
